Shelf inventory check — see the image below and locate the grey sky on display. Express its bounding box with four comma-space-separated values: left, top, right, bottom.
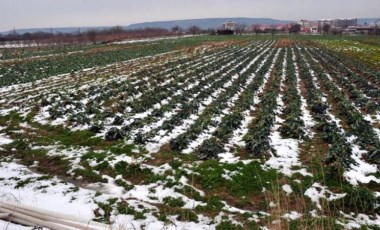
1, 0, 379, 31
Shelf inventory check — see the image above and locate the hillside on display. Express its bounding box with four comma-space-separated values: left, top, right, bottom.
125, 17, 296, 30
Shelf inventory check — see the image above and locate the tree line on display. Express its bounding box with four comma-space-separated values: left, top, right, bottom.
0, 25, 209, 45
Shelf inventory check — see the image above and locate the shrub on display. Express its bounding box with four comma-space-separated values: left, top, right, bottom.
216, 221, 243, 230
163, 196, 185, 207
197, 137, 224, 160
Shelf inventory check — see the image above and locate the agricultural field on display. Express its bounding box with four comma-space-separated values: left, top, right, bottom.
0, 35, 380, 229
315, 36, 380, 68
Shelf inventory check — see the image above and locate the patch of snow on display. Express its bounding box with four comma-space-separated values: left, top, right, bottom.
0, 133, 12, 147
304, 183, 346, 210
282, 184, 293, 196
344, 139, 380, 186
340, 212, 380, 229
282, 211, 302, 221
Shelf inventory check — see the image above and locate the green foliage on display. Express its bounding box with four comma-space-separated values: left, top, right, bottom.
195, 196, 225, 213
81, 151, 108, 162
109, 144, 135, 155
115, 179, 134, 191
216, 220, 243, 230
175, 185, 205, 202
176, 209, 199, 223
35, 124, 103, 147
15, 178, 33, 189
197, 137, 224, 160
169, 160, 182, 169
163, 196, 185, 207
73, 168, 107, 183
332, 186, 376, 214
227, 161, 278, 197
194, 160, 225, 190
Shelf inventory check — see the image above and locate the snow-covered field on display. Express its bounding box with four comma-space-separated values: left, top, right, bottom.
0, 38, 379, 229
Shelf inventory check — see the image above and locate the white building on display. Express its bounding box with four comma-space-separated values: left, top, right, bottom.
223, 21, 236, 31
318, 18, 357, 29
299, 20, 319, 34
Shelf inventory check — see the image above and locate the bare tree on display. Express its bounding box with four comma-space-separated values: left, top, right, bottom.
188, 25, 201, 36
289, 24, 301, 34
207, 28, 216, 35
374, 23, 379, 36
87, 30, 97, 44
235, 23, 246, 35
171, 25, 182, 37
322, 24, 331, 34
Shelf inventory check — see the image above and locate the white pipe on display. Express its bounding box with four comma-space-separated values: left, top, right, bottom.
0, 213, 9, 219
0, 204, 99, 230
8, 217, 37, 227
0, 207, 72, 230
0, 201, 110, 229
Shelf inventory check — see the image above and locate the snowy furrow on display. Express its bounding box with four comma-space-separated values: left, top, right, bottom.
265, 48, 312, 177
144, 42, 276, 153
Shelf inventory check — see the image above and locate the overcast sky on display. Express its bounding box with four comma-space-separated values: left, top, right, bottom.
1, 0, 379, 31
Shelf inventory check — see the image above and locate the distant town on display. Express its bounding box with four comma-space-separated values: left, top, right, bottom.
1, 17, 379, 46
222, 18, 380, 35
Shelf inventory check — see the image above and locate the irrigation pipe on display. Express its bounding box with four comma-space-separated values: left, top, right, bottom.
0, 207, 72, 230
0, 205, 99, 230
0, 201, 111, 229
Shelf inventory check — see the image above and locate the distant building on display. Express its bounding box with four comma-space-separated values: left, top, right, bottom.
275, 24, 286, 31
217, 21, 236, 35
251, 24, 293, 34
251, 24, 271, 32
223, 21, 236, 31
318, 19, 333, 29
318, 18, 357, 29
343, 25, 376, 34
332, 18, 357, 28
299, 20, 318, 34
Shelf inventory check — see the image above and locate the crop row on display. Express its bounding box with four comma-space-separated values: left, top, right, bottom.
293, 45, 354, 168
41, 43, 252, 125
307, 46, 379, 113
243, 48, 285, 157
167, 43, 278, 152
302, 46, 380, 164
278, 48, 306, 140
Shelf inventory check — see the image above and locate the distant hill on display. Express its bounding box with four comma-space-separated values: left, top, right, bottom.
1, 17, 379, 35
0, 26, 112, 35
0, 18, 295, 35
126, 18, 296, 30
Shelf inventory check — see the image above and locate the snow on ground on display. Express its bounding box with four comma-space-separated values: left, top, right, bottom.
344, 137, 380, 186
144, 49, 255, 153
282, 184, 293, 196
302, 48, 380, 187
292, 47, 315, 138
304, 183, 346, 210
0, 134, 12, 146
221, 43, 277, 163
0, 127, 13, 150
0, 160, 223, 230
339, 212, 380, 230
265, 130, 311, 177
265, 49, 312, 177
0, 161, 103, 229
112, 35, 195, 45
182, 64, 257, 154
282, 211, 302, 221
